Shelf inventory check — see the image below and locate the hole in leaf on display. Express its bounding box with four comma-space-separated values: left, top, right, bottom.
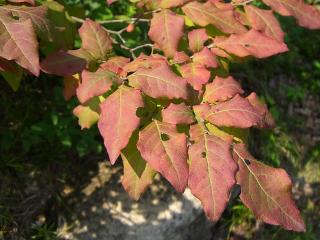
161, 133, 170, 141
202, 152, 206, 158
244, 159, 251, 165
136, 107, 146, 118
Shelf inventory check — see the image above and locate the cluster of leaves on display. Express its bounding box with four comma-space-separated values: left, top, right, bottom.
1, 0, 320, 233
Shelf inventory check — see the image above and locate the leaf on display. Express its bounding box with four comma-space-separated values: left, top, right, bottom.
63, 74, 80, 101
173, 51, 191, 64
77, 67, 122, 104
182, 1, 247, 34
202, 94, 263, 128
180, 63, 210, 91
73, 97, 101, 130
1, 63, 23, 91
188, 123, 237, 221
245, 5, 285, 42
122, 53, 167, 76
0, 14, 39, 76
44, 1, 76, 50
98, 86, 144, 164
162, 103, 195, 124
8, 0, 35, 5
233, 144, 306, 232
0, 5, 50, 41
79, 18, 113, 60
128, 63, 189, 99
188, 29, 208, 52
148, 9, 184, 57
160, 0, 190, 8
246, 92, 275, 128
203, 76, 244, 103
100, 56, 130, 75
121, 133, 155, 201
193, 47, 218, 68
214, 30, 288, 58
262, 0, 320, 29
40, 50, 87, 76
137, 120, 189, 192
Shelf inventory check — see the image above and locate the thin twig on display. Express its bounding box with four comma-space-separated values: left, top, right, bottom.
97, 18, 150, 24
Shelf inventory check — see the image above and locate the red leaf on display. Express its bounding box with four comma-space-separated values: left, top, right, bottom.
262, 0, 320, 29
180, 63, 210, 91
0, 15, 39, 76
203, 95, 263, 128
203, 76, 244, 103
233, 144, 306, 232
246, 92, 275, 128
188, 123, 237, 221
123, 53, 167, 76
128, 63, 189, 99
162, 103, 195, 124
121, 133, 155, 201
100, 56, 130, 75
188, 29, 209, 52
182, 1, 247, 34
79, 18, 113, 60
77, 68, 122, 104
148, 9, 184, 57
137, 120, 189, 192
214, 30, 288, 58
193, 47, 218, 68
173, 51, 191, 64
98, 86, 144, 164
245, 5, 285, 42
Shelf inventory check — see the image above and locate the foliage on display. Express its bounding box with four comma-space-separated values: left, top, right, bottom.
1, 0, 320, 234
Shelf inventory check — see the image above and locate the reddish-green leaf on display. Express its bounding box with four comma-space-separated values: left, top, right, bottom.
162, 103, 195, 124
245, 5, 285, 42
214, 30, 288, 58
148, 9, 184, 57
121, 133, 155, 201
188, 29, 208, 52
98, 86, 144, 164
203, 95, 263, 128
73, 97, 101, 130
63, 74, 80, 101
180, 63, 210, 91
128, 63, 189, 99
182, 1, 247, 34
40, 50, 87, 76
137, 120, 189, 192
233, 144, 306, 232
8, 0, 35, 5
188, 123, 237, 221
203, 76, 244, 103
79, 18, 113, 60
262, 0, 320, 29
193, 47, 218, 68
0, 14, 39, 76
77, 67, 122, 104
0, 5, 50, 40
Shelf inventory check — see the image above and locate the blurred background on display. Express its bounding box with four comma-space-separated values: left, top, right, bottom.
0, 0, 319, 239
